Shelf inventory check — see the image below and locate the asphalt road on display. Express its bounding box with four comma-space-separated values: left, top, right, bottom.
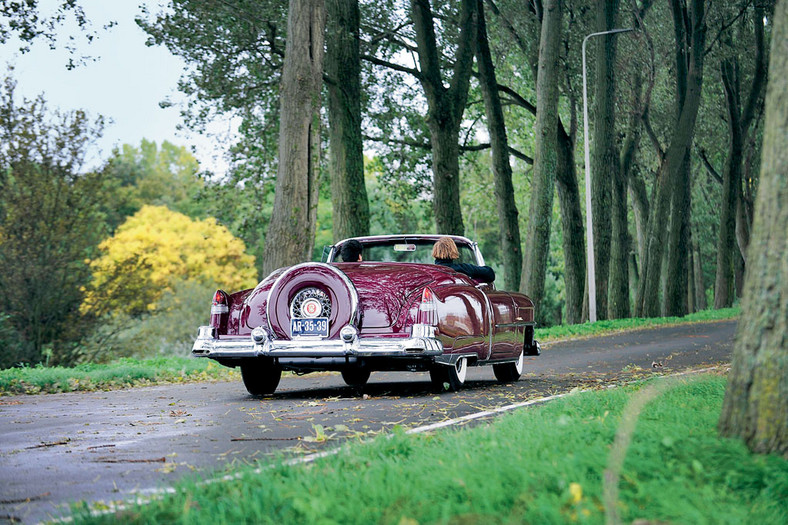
0, 320, 736, 524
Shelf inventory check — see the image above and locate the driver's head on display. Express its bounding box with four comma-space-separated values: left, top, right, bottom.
340, 239, 363, 262
432, 237, 459, 260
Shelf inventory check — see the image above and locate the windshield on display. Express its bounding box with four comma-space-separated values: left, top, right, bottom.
333, 238, 478, 265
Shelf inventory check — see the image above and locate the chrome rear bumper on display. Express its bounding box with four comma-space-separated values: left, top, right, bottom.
191, 326, 443, 359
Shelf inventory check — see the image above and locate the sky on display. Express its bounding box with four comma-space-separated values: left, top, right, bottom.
3, 0, 233, 174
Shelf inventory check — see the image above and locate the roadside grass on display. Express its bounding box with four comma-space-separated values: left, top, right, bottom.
0, 307, 739, 395
0, 357, 239, 395
70, 374, 787, 524
535, 306, 740, 342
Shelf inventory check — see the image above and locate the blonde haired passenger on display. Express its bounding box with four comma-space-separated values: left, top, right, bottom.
432, 236, 495, 283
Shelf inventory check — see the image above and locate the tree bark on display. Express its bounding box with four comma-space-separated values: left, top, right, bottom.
326, 0, 369, 242
664, 151, 691, 316
635, 0, 705, 317
262, 0, 325, 275
474, 0, 521, 291
692, 230, 707, 310
556, 124, 586, 324
590, 0, 619, 320
715, 4, 768, 308
486, 0, 583, 322
608, 162, 630, 319
520, 0, 561, 319
411, 0, 477, 235
718, 0, 788, 458
715, 58, 743, 309
612, 51, 646, 319
628, 168, 649, 274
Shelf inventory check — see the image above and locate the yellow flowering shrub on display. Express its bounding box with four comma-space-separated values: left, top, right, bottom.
83, 205, 257, 316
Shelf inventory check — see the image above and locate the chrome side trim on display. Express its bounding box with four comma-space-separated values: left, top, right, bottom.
191, 326, 442, 359
494, 321, 536, 329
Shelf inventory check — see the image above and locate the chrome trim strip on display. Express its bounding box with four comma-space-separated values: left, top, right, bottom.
494, 321, 536, 329
191, 326, 442, 359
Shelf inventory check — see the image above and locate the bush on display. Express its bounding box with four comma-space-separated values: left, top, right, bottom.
79, 279, 220, 362
82, 205, 257, 318
0, 313, 34, 369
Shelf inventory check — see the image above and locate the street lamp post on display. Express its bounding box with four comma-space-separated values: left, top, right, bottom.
581, 27, 633, 324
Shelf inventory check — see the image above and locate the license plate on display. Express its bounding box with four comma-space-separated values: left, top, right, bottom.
290, 318, 329, 338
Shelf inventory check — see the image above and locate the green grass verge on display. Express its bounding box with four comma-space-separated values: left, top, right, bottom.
70, 374, 786, 524
0, 357, 239, 395
535, 306, 740, 342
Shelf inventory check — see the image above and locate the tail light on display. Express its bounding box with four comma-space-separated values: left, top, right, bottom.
417, 287, 438, 326
210, 290, 230, 332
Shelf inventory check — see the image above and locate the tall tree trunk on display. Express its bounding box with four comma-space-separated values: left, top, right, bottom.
715, 4, 768, 308
590, 0, 620, 320
635, 0, 705, 317
474, 0, 520, 290
714, 59, 743, 309
411, 0, 477, 235
718, 0, 788, 457
664, 151, 691, 316
520, 0, 561, 320
609, 162, 630, 319
692, 230, 707, 310
262, 0, 325, 275
628, 169, 649, 271
625, 2, 654, 281
612, 55, 645, 319
556, 125, 586, 324
662, 0, 703, 317
687, 240, 696, 313
326, 0, 369, 242
735, 250, 746, 299
485, 0, 584, 321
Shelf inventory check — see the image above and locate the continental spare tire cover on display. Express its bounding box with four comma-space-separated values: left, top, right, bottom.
266, 263, 359, 340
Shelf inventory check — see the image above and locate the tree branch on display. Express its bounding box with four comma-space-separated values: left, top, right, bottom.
497, 84, 536, 115
641, 107, 664, 163
360, 53, 422, 79
362, 134, 532, 164
697, 147, 723, 185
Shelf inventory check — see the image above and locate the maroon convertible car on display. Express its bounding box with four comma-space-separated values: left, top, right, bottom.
192, 235, 540, 395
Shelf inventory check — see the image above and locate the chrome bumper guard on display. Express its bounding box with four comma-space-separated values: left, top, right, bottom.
191, 326, 443, 359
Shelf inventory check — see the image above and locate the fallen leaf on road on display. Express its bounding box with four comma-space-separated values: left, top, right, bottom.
26, 438, 70, 449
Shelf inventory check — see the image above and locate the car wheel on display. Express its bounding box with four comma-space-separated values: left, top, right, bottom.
240, 358, 282, 395
430, 357, 467, 392
341, 367, 371, 387
493, 349, 523, 382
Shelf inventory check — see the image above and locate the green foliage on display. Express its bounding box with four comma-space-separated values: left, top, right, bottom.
138, 1, 285, 173
195, 172, 275, 279
366, 155, 433, 235
0, 313, 32, 369
69, 375, 787, 524
0, 75, 109, 366
313, 173, 335, 260
79, 280, 221, 363
99, 139, 204, 230
460, 151, 504, 269
0, 1, 96, 61
0, 356, 238, 395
